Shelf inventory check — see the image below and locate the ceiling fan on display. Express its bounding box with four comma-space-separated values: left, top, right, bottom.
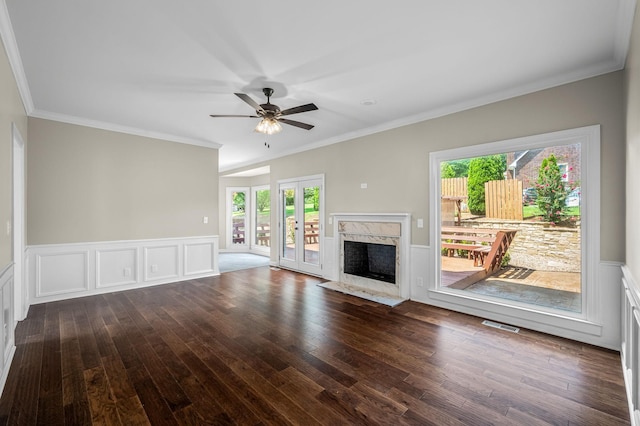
210, 88, 318, 135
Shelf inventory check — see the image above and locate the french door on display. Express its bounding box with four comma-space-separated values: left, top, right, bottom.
278, 176, 323, 276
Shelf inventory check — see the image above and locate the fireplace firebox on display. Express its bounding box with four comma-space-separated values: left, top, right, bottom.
343, 241, 396, 284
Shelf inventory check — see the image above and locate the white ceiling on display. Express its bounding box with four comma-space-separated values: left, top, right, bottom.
1, 1, 635, 172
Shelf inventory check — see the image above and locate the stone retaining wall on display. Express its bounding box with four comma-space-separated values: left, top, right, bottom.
460, 219, 581, 272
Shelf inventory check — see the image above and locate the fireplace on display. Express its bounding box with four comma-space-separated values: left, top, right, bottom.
322, 213, 411, 306
343, 241, 396, 284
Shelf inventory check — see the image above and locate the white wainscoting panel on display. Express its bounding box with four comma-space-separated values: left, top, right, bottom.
622, 265, 640, 426
96, 248, 137, 288
144, 245, 179, 282
0, 264, 16, 398
322, 236, 337, 281
184, 242, 215, 276
36, 251, 89, 297
27, 236, 219, 304
410, 244, 431, 302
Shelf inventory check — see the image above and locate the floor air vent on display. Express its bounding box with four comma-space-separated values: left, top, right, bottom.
482, 320, 520, 333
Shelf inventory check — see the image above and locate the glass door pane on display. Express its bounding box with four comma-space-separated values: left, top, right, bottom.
278, 177, 323, 276
282, 187, 296, 261
253, 188, 270, 249
303, 184, 320, 266
231, 190, 247, 246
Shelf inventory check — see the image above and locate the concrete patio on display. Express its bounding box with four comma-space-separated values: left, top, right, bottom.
442, 256, 581, 312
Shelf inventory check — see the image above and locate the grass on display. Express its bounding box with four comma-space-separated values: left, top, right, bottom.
523, 205, 580, 220
232, 204, 319, 224
245, 204, 573, 225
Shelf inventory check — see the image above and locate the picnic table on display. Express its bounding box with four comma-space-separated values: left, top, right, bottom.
304, 221, 319, 244
441, 226, 517, 271
256, 223, 270, 246
442, 196, 466, 225
232, 222, 245, 244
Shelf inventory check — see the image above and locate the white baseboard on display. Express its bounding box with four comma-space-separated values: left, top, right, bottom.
26, 236, 219, 305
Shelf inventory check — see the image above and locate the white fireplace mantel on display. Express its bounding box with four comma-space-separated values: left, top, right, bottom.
331, 212, 411, 220
324, 213, 411, 305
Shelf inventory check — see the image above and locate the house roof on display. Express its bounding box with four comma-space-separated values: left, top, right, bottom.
1, 0, 635, 171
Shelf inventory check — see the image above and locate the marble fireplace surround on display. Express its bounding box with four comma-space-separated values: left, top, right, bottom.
322, 213, 411, 306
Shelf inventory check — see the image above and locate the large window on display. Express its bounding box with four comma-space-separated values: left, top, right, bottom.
430, 126, 600, 329
439, 146, 581, 313
227, 187, 249, 249
252, 186, 271, 253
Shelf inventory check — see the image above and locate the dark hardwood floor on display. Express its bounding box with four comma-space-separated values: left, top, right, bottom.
0, 267, 630, 425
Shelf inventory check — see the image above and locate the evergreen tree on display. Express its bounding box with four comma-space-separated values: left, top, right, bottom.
467, 155, 505, 215
536, 154, 568, 224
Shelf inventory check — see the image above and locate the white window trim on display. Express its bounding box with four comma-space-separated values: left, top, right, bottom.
428, 125, 601, 336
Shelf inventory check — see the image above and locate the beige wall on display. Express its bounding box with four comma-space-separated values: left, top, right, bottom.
264, 72, 624, 261
625, 3, 640, 281
0, 38, 27, 267
27, 118, 218, 245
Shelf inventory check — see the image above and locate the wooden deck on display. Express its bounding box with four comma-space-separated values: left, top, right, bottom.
441, 256, 486, 288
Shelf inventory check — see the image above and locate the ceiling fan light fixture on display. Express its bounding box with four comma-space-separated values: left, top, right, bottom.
211, 88, 316, 134
255, 117, 282, 135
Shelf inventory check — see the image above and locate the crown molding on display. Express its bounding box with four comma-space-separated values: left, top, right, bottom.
614, 0, 637, 68
1, 0, 220, 150
0, 0, 33, 114
31, 109, 222, 149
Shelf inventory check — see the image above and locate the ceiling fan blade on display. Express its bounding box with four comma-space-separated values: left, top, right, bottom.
209, 114, 260, 118
235, 93, 265, 114
279, 118, 314, 130
279, 103, 318, 116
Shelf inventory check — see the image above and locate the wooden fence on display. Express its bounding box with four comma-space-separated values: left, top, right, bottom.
442, 177, 523, 220
485, 179, 523, 221
441, 177, 467, 197
441, 177, 468, 212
